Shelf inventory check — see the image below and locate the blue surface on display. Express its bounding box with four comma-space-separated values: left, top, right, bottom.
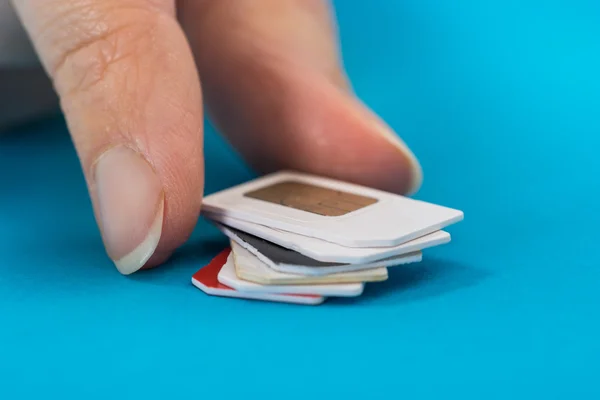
1, 1, 599, 398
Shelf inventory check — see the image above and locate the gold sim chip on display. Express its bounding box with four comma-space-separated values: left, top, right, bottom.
244, 181, 378, 216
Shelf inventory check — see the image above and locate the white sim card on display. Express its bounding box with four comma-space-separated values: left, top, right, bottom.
231, 240, 388, 285
218, 249, 364, 297
223, 225, 423, 276
202, 171, 463, 247
208, 216, 450, 264
191, 248, 325, 305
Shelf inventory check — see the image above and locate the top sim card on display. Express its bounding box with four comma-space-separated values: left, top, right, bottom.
202, 171, 463, 247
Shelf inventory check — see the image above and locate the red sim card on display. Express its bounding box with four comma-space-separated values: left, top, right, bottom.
191, 248, 325, 305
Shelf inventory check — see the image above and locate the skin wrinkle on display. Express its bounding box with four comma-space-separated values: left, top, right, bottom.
32, 0, 170, 41
53, 19, 157, 96
58, 26, 129, 96
58, 15, 185, 170
22, 1, 169, 86
60, 49, 142, 159
33, 1, 101, 41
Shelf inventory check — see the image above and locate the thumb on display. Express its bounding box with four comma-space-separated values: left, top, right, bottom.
183, 0, 422, 196
12, 0, 205, 274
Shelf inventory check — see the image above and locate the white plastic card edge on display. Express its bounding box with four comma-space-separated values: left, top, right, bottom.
209, 216, 450, 263
223, 226, 423, 276
191, 253, 325, 305
218, 255, 364, 297
231, 241, 389, 285
191, 277, 325, 305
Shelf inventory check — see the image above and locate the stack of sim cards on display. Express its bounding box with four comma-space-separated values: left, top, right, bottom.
191, 171, 463, 305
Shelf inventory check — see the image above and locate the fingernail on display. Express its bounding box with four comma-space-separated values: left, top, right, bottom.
94, 146, 164, 275
374, 124, 423, 195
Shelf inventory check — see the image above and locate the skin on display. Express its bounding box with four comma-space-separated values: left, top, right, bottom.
1, 0, 423, 274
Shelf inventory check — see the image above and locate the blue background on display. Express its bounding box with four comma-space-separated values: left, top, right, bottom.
1, 1, 599, 398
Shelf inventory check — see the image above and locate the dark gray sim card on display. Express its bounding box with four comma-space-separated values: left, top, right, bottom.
224, 226, 346, 267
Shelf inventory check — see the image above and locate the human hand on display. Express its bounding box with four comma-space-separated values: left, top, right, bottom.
4, 0, 422, 275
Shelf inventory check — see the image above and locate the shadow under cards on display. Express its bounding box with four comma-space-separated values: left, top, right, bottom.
328, 257, 490, 306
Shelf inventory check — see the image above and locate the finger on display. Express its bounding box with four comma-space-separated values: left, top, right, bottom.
12, 0, 204, 274
180, 0, 422, 195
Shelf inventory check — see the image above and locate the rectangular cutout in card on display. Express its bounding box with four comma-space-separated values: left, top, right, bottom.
244, 181, 378, 216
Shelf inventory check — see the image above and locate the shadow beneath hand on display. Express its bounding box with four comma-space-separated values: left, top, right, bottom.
0, 115, 86, 222
0, 231, 122, 296
328, 257, 490, 306
126, 230, 230, 287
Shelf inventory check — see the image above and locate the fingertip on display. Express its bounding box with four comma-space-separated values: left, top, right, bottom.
251, 75, 422, 196
139, 249, 174, 271
361, 105, 424, 195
